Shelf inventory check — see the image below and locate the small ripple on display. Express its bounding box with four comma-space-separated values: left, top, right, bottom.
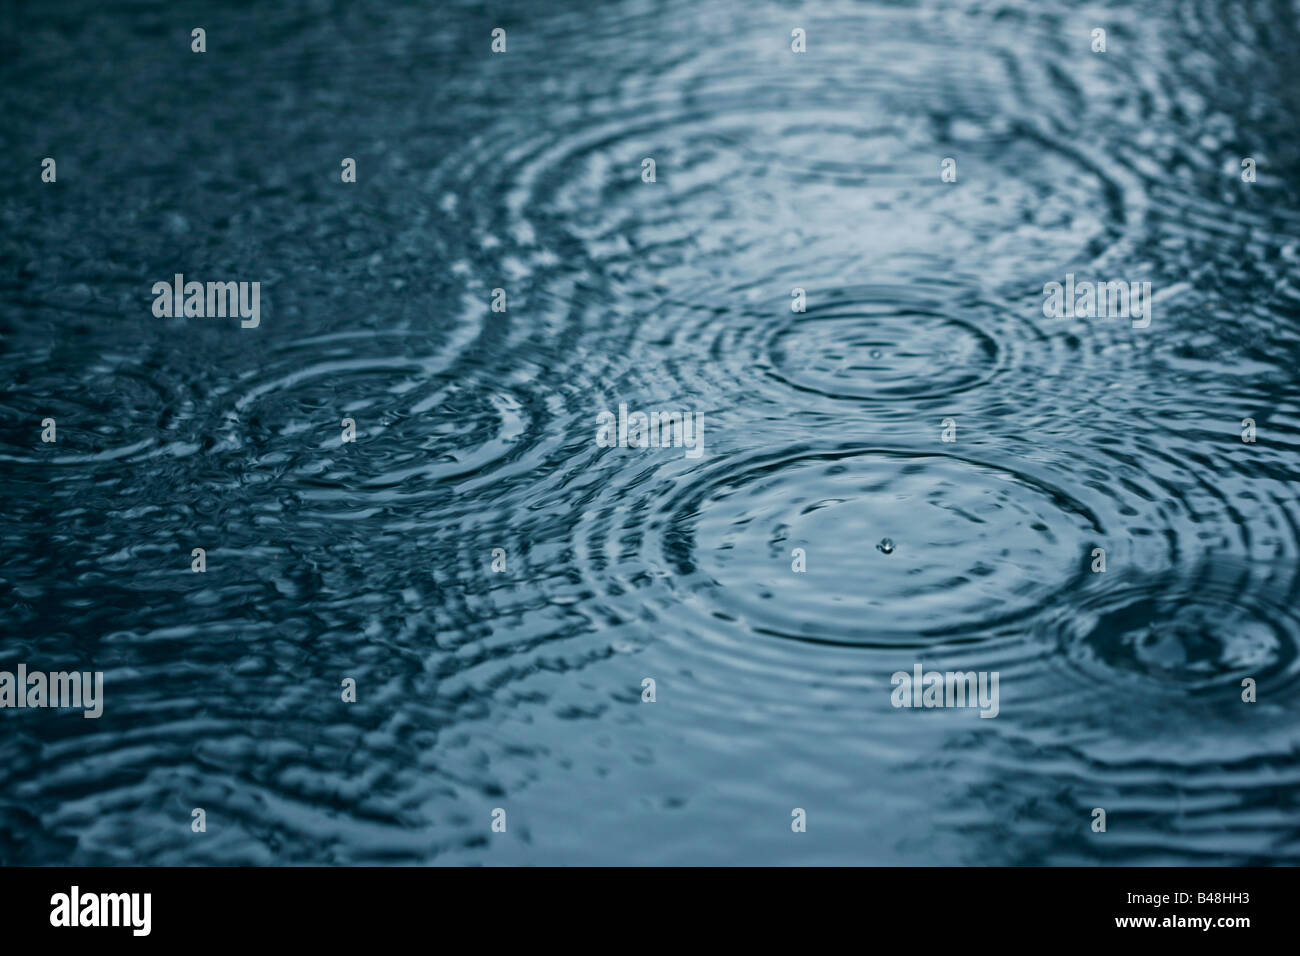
1047, 571, 1300, 698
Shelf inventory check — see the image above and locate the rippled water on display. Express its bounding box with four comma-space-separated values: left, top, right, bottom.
3, 0, 1300, 864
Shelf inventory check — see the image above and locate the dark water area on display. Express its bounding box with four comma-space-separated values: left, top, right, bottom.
2, 0, 1300, 865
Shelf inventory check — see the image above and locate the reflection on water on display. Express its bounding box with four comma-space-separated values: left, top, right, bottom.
3, 0, 1300, 864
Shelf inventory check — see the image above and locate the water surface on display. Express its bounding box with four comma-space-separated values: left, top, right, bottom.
2, 0, 1300, 864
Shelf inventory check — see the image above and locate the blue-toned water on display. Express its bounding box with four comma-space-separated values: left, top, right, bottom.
3, 0, 1300, 864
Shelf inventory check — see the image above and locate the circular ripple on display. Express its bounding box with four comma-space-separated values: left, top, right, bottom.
766, 305, 1000, 402
621, 281, 1070, 425
1046, 574, 1300, 697
572, 426, 1299, 673
0, 347, 206, 467
664, 448, 1100, 645
207, 335, 546, 507
564, 443, 1116, 656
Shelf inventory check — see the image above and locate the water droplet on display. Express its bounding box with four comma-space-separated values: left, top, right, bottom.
869, 349, 883, 360
877, 537, 895, 554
